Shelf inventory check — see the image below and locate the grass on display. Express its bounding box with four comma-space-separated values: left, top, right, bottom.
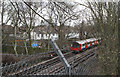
2, 45, 52, 55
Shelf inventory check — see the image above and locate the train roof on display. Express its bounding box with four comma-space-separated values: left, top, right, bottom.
86, 38, 96, 42
76, 40, 87, 44
75, 38, 98, 44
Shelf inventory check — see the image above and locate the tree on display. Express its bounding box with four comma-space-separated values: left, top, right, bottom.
23, 1, 81, 48
85, 2, 118, 75
44, 2, 81, 48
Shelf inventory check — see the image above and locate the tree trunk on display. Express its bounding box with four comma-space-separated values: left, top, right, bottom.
118, 2, 120, 75
24, 40, 28, 55
58, 31, 66, 48
48, 34, 50, 51
28, 31, 31, 45
1, 1, 4, 66
14, 26, 18, 56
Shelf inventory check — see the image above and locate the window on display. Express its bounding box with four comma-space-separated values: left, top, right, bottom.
72, 42, 80, 48
81, 44, 85, 46
88, 42, 91, 44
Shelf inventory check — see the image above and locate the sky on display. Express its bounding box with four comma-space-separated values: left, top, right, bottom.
1, 0, 118, 27
35, 1, 88, 27
0, 0, 90, 27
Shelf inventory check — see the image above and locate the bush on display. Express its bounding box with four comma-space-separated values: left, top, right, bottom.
2, 54, 20, 66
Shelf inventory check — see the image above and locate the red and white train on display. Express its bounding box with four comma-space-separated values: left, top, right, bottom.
70, 38, 101, 53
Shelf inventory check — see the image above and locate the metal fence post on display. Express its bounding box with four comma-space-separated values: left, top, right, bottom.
50, 38, 71, 75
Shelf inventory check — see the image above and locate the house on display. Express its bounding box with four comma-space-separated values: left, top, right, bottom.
2, 24, 26, 44
31, 26, 80, 40
31, 26, 59, 40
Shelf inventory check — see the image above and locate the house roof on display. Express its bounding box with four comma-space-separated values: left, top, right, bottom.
2, 24, 25, 34
33, 26, 76, 34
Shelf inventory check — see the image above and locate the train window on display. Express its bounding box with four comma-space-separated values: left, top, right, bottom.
72, 42, 80, 48
82, 44, 85, 46
89, 42, 91, 44
88, 42, 90, 44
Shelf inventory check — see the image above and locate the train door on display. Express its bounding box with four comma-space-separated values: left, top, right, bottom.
81, 44, 85, 50
79, 44, 81, 51
88, 42, 91, 47
92, 41, 94, 46
85, 42, 88, 48
94, 41, 96, 45
90, 41, 92, 46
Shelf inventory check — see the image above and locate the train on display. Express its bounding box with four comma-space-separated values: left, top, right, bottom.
70, 38, 101, 53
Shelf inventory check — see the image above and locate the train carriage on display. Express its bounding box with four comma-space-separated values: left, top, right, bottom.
70, 38, 101, 53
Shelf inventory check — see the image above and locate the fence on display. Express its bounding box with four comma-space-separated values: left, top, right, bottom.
1, 48, 99, 76
2, 38, 99, 76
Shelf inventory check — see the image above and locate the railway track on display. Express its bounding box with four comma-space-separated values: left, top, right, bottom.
51, 47, 97, 75
33, 47, 98, 75
8, 51, 74, 75
4, 47, 97, 76
2, 46, 70, 76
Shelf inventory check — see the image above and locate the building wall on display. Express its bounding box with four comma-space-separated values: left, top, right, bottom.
31, 31, 59, 40
30, 31, 80, 40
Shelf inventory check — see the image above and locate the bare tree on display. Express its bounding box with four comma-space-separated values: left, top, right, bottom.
43, 2, 81, 48
81, 2, 118, 74
22, 1, 81, 48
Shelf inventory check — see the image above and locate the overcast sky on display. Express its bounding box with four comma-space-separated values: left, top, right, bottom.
1, 0, 90, 27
